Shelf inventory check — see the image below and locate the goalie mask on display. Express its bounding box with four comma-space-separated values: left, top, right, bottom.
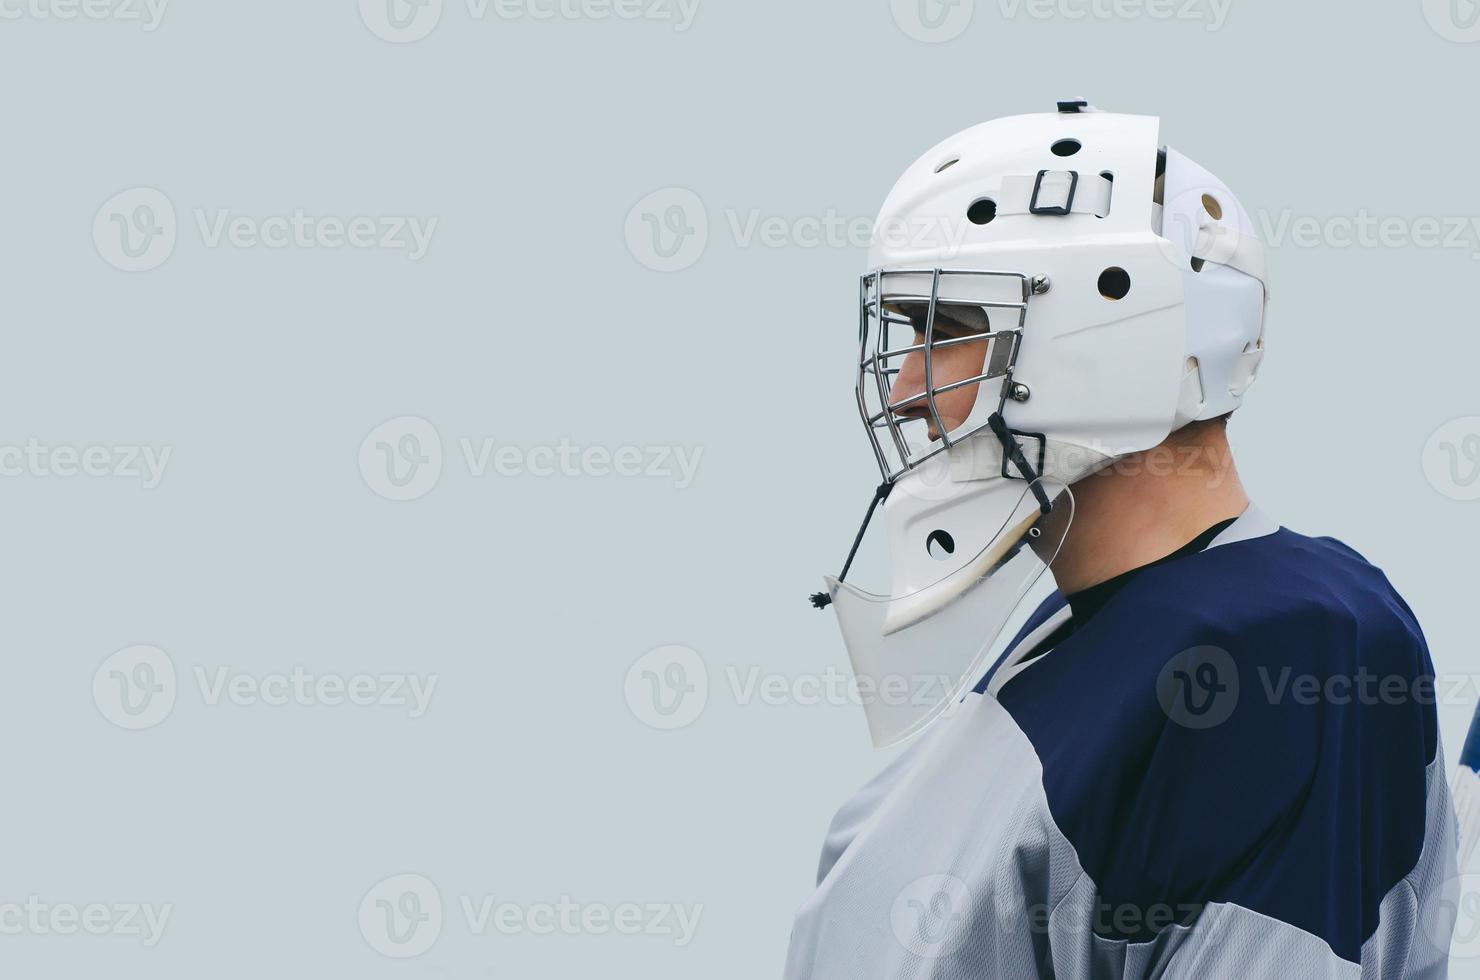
815, 102, 1269, 748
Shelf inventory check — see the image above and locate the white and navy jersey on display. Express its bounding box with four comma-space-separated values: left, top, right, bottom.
785, 508, 1457, 979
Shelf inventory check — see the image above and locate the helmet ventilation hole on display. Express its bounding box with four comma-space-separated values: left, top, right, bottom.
1190, 256, 1206, 272
926, 530, 956, 561
1201, 194, 1224, 220
936, 158, 960, 174
967, 198, 997, 225
1098, 267, 1131, 300
1051, 139, 1082, 157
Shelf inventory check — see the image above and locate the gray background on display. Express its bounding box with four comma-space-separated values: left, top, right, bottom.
3, 0, 1480, 975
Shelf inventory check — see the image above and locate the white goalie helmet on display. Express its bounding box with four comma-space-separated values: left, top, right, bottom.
816, 101, 1269, 747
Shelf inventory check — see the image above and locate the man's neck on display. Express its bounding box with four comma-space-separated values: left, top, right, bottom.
1045, 424, 1250, 596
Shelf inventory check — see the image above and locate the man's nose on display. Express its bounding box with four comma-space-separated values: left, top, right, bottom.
888, 349, 927, 415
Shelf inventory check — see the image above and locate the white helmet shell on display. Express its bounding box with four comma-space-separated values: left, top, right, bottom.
866, 104, 1268, 483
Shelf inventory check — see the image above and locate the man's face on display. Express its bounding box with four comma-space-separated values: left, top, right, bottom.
886, 304, 992, 443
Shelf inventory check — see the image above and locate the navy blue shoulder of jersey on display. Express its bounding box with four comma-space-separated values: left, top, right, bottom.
991, 527, 1438, 965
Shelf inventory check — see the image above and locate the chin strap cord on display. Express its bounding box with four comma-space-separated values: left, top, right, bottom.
810, 481, 894, 609
987, 412, 1054, 515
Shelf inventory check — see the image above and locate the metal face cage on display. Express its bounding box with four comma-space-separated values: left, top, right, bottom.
857, 268, 1036, 484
